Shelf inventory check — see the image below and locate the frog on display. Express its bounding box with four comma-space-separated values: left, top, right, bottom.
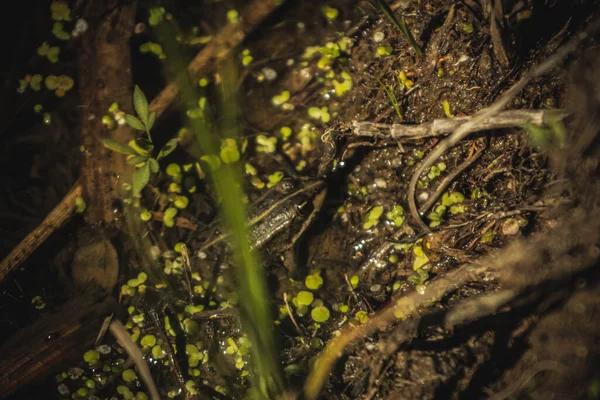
190, 177, 327, 277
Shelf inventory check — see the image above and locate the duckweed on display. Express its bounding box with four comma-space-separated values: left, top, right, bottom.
305, 273, 323, 290
166, 163, 181, 176
220, 139, 241, 163
122, 369, 137, 382
279, 126, 292, 140
139, 42, 165, 59
311, 306, 330, 323
398, 71, 414, 89
73, 196, 86, 214
332, 72, 353, 97
308, 106, 331, 123
385, 204, 405, 227
227, 9, 239, 24
151, 345, 166, 359
296, 291, 314, 306
376, 46, 393, 57
241, 49, 252, 66
412, 245, 430, 270
174, 195, 189, 209
256, 134, 277, 153
148, 7, 165, 26
140, 209, 152, 221
51, 2, 71, 21
83, 350, 100, 364
322, 6, 338, 20
271, 90, 290, 106
140, 335, 156, 347
267, 171, 284, 188
355, 311, 369, 324
363, 205, 384, 229
163, 207, 178, 227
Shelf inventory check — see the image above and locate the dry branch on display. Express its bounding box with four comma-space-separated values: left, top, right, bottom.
350, 109, 561, 141
0, 178, 82, 283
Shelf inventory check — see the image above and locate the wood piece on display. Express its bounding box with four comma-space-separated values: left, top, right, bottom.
0, 179, 82, 283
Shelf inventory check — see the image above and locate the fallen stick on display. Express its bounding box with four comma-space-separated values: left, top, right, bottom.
0, 178, 82, 283
350, 109, 562, 141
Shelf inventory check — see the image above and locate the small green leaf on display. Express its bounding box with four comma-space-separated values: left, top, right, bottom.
30, 75, 43, 91
135, 138, 154, 153
45, 75, 59, 90
148, 158, 159, 173
125, 114, 145, 131
311, 306, 330, 323
102, 139, 138, 155
132, 162, 150, 196
133, 86, 149, 126
157, 138, 177, 160
220, 146, 240, 164
147, 111, 156, 130
127, 155, 149, 165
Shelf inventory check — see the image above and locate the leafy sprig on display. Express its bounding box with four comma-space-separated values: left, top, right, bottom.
102, 86, 177, 196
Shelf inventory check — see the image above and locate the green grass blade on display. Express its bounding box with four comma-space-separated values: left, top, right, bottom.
375, 0, 422, 56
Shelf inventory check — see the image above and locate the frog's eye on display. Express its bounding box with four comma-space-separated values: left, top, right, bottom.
296, 200, 316, 217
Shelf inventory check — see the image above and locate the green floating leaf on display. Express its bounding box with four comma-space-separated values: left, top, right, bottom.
132, 162, 150, 196
75, 197, 86, 213
45, 75, 59, 90
311, 306, 330, 323
57, 75, 74, 91
102, 139, 138, 155
30, 75, 43, 91
220, 146, 240, 164
157, 138, 177, 160
133, 86, 149, 127
51, 2, 71, 21
148, 7, 166, 26
52, 22, 70, 40
125, 114, 145, 131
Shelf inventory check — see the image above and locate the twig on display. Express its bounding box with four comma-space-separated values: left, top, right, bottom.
487, 360, 567, 400
0, 179, 83, 283
407, 20, 600, 232
181, 244, 195, 302
283, 293, 305, 336
109, 320, 160, 400
350, 109, 560, 141
419, 141, 486, 214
